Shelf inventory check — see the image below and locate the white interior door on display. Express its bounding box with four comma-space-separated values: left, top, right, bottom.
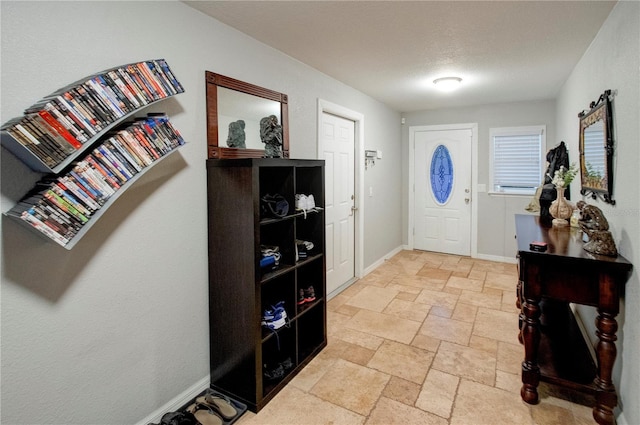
322, 112, 355, 294
413, 128, 471, 256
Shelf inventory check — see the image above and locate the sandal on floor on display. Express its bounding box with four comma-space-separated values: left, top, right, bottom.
186, 403, 223, 425
196, 394, 238, 420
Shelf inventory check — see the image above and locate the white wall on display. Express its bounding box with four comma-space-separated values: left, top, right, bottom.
402, 99, 557, 260
556, 2, 640, 424
0, 2, 402, 424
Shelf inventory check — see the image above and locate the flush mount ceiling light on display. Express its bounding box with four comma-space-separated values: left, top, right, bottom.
433, 77, 462, 92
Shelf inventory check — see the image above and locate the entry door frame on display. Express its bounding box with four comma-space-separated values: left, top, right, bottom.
408, 123, 479, 257
317, 99, 365, 287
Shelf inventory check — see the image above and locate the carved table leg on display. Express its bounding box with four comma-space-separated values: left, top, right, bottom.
516, 279, 524, 344
593, 310, 618, 425
520, 297, 541, 404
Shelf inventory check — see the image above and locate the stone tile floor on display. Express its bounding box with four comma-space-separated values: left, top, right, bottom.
236, 250, 596, 425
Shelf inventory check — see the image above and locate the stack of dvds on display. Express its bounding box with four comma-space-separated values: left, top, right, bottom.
1, 59, 185, 171
6, 114, 185, 247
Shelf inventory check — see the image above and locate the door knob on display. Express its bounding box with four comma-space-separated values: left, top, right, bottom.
350, 205, 358, 216
465, 198, 470, 204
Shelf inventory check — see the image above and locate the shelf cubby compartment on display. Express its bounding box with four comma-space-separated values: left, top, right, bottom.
297, 305, 326, 363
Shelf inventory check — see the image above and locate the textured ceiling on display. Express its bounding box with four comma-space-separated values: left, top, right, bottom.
183, 1, 616, 112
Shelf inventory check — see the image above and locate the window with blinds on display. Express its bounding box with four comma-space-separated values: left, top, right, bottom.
490, 126, 545, 195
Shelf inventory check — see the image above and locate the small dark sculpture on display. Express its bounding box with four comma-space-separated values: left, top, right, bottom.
226, 120, 246, 148
260, 115, 283, 158
577, 201, 617, 256
540, 142, 570, 222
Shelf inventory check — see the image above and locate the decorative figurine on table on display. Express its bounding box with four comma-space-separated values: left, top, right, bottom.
226, 120, 246, 148
260, 115, 283, 158
577, 201, 618, 256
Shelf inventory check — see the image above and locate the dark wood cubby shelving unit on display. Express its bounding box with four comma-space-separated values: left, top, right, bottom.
206, 158, 326, 412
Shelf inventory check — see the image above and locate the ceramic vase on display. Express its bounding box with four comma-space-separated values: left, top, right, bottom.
549, 186, 572, 227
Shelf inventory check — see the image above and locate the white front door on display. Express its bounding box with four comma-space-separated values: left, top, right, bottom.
322, 112, 355, 294
413, 128, 472, 256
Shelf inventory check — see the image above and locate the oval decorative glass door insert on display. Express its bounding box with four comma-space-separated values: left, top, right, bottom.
430, 144, 454, 205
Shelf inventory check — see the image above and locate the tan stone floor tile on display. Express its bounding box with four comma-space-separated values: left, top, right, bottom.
468, 269, 487, 280
450, 380, 532, 425
485, 271, 518, 291
290, 353, 337, 391
451, 270, 469, 278
327, 311, 353, 337
367, 339, 434, 384
429, 305, 453, 318
441, 286, 463, 296
446, 275, 484, 292
383, 298, 431, 322
319, 337, 351, 359
391, 259, 425, 275
327, 292, 350, 310
237, 385, 365, 425
419, 315, 473, 346
416, 368, 459, 419
432, 341, 496, 385
468, 334, 498, 355
358, 273, 392, 287
335, 303, 362, 316
345, 285, 399, 312
345, 309, 421, 344
530, 401, 577, 425
391, 275, 445, 291
339, 341, 376, 366
382, 376, 422, 406
310, 358, 390, 416
365, 396, 448, 425
415, 288, 459, 309
395, 291, 419, 301
451, 302, 478, 323
331, 327, 385, 351
440, 261, 473, 273
496, 369, 522, 393
497, 340, 524, 375
411, 333, 441, 352
387, 279, 424, 294
472, 307, 521, 344
458, 289, 503, 310
417, 266, 452, 280
340, 282, 366, 298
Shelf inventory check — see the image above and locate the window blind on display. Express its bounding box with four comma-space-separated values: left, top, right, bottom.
492, 133, 542, 193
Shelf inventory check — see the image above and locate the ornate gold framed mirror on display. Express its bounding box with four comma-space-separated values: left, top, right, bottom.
205, 71, 289, 159
578, 89, 615, 205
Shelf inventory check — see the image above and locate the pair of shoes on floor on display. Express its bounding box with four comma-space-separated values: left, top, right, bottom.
261, 301, 288, 330
186, 393, 238, 425
297, 286, 316, 305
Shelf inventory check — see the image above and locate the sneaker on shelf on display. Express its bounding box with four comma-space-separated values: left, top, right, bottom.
304, 286, 316, 303
261, 302, 288, 329
297, 289, 306, 305
263, 363, 285, 381
295, 194, 317, 218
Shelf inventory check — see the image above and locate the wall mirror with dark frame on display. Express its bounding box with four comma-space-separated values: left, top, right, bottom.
205, 71, 289, 159
578, 89, 615, 205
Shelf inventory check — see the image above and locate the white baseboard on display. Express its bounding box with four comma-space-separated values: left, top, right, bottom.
136, 375, 210, 425
474, 253, 518, 264
363, 245, 405, 275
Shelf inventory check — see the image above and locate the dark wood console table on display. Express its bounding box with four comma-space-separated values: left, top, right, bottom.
515, 214, 632, 425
